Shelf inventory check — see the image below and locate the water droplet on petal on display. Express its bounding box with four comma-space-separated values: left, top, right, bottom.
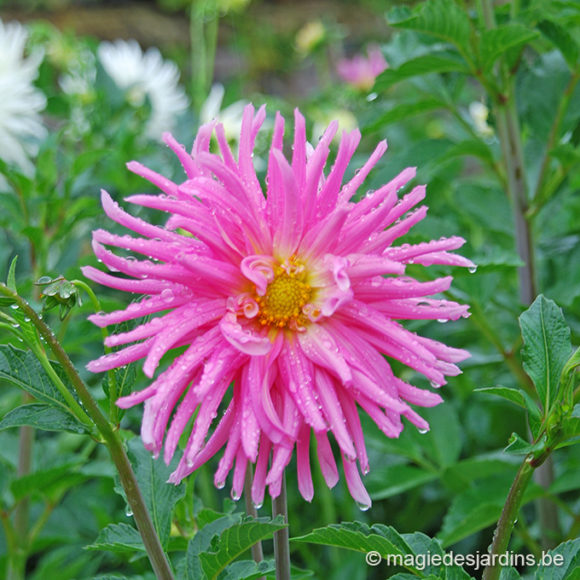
356, 501, 371, 511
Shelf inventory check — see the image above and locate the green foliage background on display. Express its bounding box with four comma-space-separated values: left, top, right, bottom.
0, 0, 579, 578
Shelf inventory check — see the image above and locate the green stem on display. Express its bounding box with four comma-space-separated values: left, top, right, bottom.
0, 283, 174, 580
11, 394, 34, 580
481, 0, 558, 549
28, 501, 56, 546
244, 467, 265, 578
190, 0, 219, 113
272, 475, 291, 580
482, 457, 535, 580
72, 280, 119, 424
531, 70, 580, 210
495, 100, 537, 305
1, 510, 21, 580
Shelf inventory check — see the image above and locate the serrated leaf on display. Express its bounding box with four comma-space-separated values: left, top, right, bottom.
125, 438, 186, 548
367, 464, 438, 500
292, 522, 409, 561
538, 19, 579, 69
0, 403, 88, 434
219, 559, 275, 580
375, 53, 469, 92
479, 25, 538, 70
187, 515, 242, 580
0, 345, 79, 410
199, 518, 286, 580
519, 295, 571, 411
531, 538, 580, 579
86, 523, 146, 554
404, 532, 473, 578
475, 387, 526, 408
390, 0, 473, 57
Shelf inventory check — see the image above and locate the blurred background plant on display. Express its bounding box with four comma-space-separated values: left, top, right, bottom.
0, 0, 579, 579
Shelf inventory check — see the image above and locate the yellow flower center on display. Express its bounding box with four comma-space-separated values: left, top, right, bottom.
256, 265, 312, 328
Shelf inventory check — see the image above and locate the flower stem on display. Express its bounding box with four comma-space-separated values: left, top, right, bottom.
190, 0, 218, 113
0, 283, 174, 580
72, 279, 119, 424
482, 457, 535, 580
10, 395, 34, 580
480, 0, 559, 549
244, 467, 265, 579
272, 475, 291, 580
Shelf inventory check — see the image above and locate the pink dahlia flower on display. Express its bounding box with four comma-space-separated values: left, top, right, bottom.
336, 44, 388, 91
84, 106, 472, 509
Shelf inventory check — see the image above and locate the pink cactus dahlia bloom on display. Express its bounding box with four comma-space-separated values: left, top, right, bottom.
84, 106, 472, 509
336, 44, 388, 91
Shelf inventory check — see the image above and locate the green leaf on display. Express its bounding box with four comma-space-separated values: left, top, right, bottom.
375, 53, 469, 92
519, 295, 571, 411
442, 452, 520, 491
125, 438, 186, 548
86, 523, 146, 554
538, 19, 579, 69
199, 517, 286, 580
292, 522, 410, 560
390, 0, 473, 58
186, 514, 242, 580
561, 346, 580, 392
0, 345, 79, 410
499, 568, 522, 580
6, 256, 18, 290
469, 250, 524, 272
420, 405, 463, 469
435, 139, 495, 166
219, 559, 275, 580
0, 403, 88, 434
11, 461, 86, 501
504, 432, 547, 455
404, 532, 472, 578
475, 386, 526, 409
439, 474, 543, 547
531, 538, 580, 579
367, 463, 438, 500
363, 98, 445, 132
479, 25, 539, 70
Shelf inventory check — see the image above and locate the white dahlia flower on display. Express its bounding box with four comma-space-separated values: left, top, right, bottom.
97, 39, 189, 140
